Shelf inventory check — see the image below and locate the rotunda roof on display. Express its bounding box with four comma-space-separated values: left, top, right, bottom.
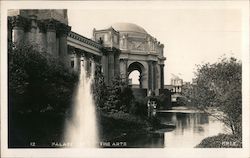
110, 23, 147, 34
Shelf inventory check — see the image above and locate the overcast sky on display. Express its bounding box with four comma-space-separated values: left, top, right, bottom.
68, 2, 242, 84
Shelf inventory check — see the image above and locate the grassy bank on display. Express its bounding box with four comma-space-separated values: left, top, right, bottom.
196, 133, 242, 148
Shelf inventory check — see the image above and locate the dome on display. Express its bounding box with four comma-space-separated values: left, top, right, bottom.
111, 23, 147, 34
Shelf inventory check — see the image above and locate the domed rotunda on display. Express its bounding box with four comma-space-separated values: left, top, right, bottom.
93, 22, 166, 95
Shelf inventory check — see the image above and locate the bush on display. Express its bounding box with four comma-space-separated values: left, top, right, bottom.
196, 134, 242, 148
154, 93, 172, 109
94, 75, 136, 114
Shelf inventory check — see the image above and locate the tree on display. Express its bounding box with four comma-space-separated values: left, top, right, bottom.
184, 57, 242, 135
8, 43, 78, 113
93, 65, 108, 111
94, 74, 136, 114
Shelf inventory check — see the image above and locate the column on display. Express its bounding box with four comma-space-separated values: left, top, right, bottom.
152, 61, 156, 91
59, 34, 67, 64
90, 56, 96, 76
148, 60, 157, 92
27, 15, 37, 45
12, 15, 25, 46
148, 61, 152, 90
58, 23, 71, 66
81, 53, 87, 72
120, 59, 128, 81
114, 52, 120, 76
37, 20, 47, 52
160, 64, 164, 89
101, 53, 109, 85
8, 17, 13, 43
108, 51, 115, 85
46, 20, 57, 56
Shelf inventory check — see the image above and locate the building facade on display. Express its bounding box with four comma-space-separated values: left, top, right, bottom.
93, 23, 166, 95
8, 10, 166, 96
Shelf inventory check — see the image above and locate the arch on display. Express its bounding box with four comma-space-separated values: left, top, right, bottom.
127, 61, 145, 75
127, 62, 146, 88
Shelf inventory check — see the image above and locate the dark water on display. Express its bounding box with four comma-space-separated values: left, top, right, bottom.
126, 108, 228, 148
9, 108, 228, 148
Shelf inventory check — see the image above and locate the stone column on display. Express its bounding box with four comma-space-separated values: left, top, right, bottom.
148, 60, 156, 92
46, 20, 57, 56
101, 52, 109, 85
160, 64, 164, 89
75, 52, 80, 72
108, 51, 115, 85
12, 15, 25, 46
59, 34, 68, 63
27, 15, 37, 45
120, 59, 128, 82
90, 56, 96, 76
75, 48, 82, 72
8, 17, 13, 43
114, 52, 120, 76
58, 23, 71, 66
37, 20, 47, 52
152, 61, 156, 91
148, 61, 152, 90
82, 53, 88, 72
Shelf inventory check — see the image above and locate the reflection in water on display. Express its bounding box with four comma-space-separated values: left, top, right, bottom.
126, 133, 165, 148
102, 109, 228, 148
157, 111, 228, 148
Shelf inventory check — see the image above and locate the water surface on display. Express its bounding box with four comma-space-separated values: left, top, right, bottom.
119, 107, 229, 148
157, 107, 228, 148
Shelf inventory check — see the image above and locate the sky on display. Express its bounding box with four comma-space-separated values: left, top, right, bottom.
67, 2, 242, 84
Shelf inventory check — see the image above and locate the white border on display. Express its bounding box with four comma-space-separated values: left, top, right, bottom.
1, 1, 249, 158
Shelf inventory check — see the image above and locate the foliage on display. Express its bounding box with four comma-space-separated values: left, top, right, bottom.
196, 133, 242, 148
92, 65, 108, 111
94, 75, 136, 114
155, 93, 172, 109
130, 97, 148, 117
8, 43, 78, 113
99, 111, 151, 141
176, 96, 186, 106
183, 57, 242, 135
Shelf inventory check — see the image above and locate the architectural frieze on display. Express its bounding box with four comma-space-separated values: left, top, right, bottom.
68, 31, 103, 49
8, 15, 31, 32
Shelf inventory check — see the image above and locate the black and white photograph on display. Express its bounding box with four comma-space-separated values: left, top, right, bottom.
1, 0, 249, 157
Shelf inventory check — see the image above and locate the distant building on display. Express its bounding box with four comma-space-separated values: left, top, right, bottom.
171, 77, 183, 93
165, 76, 184, 103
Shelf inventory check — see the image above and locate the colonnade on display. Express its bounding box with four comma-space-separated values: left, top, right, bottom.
8, 15, 71, 65
68, 46, 100, 77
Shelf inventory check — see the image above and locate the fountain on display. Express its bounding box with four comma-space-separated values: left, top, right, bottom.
64, 56, 99, 148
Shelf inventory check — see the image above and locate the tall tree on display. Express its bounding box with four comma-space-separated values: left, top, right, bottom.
184, 57, 242, 135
